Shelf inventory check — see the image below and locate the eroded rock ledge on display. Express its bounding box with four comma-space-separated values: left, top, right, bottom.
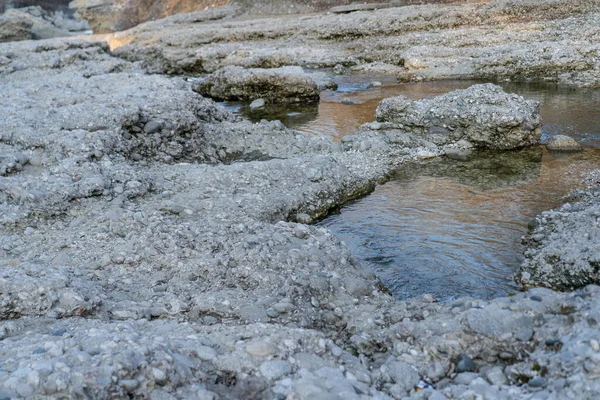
108, 0, 600, 87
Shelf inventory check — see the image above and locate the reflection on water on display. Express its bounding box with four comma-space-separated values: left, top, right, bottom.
319, 148, 600, 300
230, 77, 600, 145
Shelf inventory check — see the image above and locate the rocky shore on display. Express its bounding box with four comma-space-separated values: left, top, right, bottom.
1, 1, 600, 399
108, 0, 600, 87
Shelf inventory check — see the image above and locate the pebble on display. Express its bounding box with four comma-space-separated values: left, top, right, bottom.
144, 120, 164, 134
246, 341, 276, 357
249, 98, 266, 110
456, 354, 477, 373
266, 308, 280, 318
454, 372, 479, 385
150, 389, 177, 400
196, 345, 217, 361
484, 366, 508, 386
50, 328, 67, 337
120, 379, 140, 393
528, 377, 545, 388
331, 345, 343, 357
273, 302, 296, 313
152, 368, 167, 385
16, 383, 34, 398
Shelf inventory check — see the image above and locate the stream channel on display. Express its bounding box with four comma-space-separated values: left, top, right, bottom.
224, 77, 600, 301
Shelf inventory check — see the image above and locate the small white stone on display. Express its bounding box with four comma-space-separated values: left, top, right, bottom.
246, 341, 276, 357
152, 367, 166, 383
16, 383, 35, 398
197, 345, 217, 361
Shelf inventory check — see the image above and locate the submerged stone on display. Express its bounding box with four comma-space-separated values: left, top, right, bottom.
546, 135, 583, 151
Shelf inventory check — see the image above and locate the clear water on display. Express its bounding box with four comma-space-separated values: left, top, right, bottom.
227, 76, 600, 300
320, 148, 600, 300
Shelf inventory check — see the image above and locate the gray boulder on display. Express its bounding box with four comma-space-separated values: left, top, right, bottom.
193, 66, 321, 103
375, 83, 542, 150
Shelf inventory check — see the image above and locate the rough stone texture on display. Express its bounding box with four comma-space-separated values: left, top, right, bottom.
69, 0, 457, 33
193, 66, 321, 103
374, 84, 542, 150
519, 176, 600, 290
3, 5, 600, 399
340, 84, 541, 159
69, 0, 231, 33
109, 0, 600, 87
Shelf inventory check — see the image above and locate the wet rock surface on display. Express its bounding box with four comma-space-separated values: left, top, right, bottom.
1, 2, 600, 399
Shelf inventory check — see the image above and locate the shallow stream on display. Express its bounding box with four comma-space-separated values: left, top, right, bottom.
228, 77, 600, 301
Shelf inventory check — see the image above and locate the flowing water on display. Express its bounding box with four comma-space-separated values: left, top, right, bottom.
226, 77, 600, 301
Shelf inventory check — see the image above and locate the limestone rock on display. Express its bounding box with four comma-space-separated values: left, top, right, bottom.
375, 84, 542, 150
193, 66, 321, 103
